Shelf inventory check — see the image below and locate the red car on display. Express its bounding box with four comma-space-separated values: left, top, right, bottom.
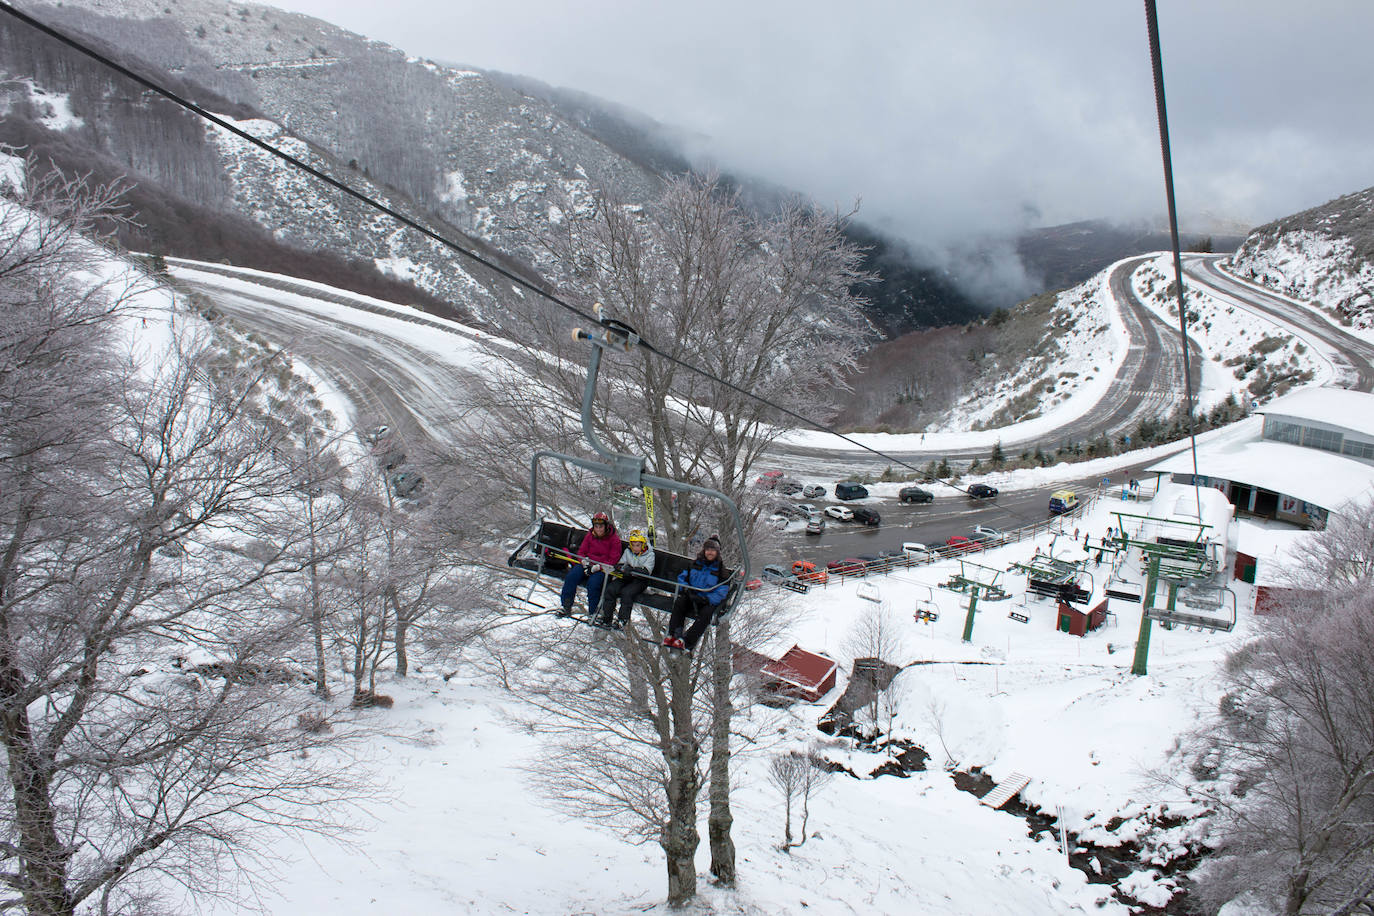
826, 557, 867, 577
945, 535, 978, 553
792, 560, 830, 584
754, 470, 784, 490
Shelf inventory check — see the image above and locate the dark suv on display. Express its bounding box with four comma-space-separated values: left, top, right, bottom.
966, 483, 998, 500
834, 482, 869, 501
899, 486, 933, 504
851, 507, 881, 527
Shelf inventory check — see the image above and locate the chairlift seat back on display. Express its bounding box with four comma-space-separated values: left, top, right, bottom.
509, 520, 738, 616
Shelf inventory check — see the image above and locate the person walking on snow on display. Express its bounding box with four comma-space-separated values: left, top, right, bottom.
597, 528, 656, 629
558, 511, 622, 617
663, 536, 730, 650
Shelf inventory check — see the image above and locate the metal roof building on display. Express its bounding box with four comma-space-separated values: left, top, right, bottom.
1146, 387, 1374, 527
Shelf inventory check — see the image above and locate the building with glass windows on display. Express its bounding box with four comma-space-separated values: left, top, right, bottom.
1146, 387, 1374, 529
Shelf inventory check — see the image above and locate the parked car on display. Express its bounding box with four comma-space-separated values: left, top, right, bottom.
777, 479, 804, 496
754, 470, 784, 489
761, 564, 792, 583
767, 514, 788, 530
966, 483, 998, 500
772, 503, 807, 521
857, 554, 886, 571
827, 557, 867, 576
794, 503, 820, 518
792, 560, 829, 584
805, 516, 825, 535
851, 507, 881, 527
902, 542, 931, 560
945, 535, 977, 553
835, 482, 869, 501
390, 471, 423, 498
363, 424, 390, 445
823, 505, 854, 522
972, 524, 1004, 544
370, 436, 405, 471
803, 484, 826, 498
1048, 490, 1079, 515
898, 485, 934, 504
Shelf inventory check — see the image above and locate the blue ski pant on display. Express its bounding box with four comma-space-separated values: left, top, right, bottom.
560, 564, 606, 614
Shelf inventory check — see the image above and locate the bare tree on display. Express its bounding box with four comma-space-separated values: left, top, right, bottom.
1185, 504, 1374, 915
0, 171, 365, 915
767, 748, 835, 852
1280, 496, 1374, 588
379, 453, 495, 679
326, 486, 395, 706
496, 578, 792, 906
926, 698, 959, 770
283, 425, 351, 698
468, 172, 871, 897
517, 618, 714, 906
843, 603, 907, 734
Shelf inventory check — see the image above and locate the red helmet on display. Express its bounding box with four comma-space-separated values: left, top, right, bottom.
592, 511, 610, 524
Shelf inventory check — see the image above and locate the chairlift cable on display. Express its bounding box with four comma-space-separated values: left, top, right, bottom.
1143, 0, 1204, 523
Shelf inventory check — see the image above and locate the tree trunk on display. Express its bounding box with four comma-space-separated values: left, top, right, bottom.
782, 790, 794, 851
622, 637, 649, 715
394, 615, 409, 677
0, 669, 75, 916
308, 558, 329, 698
1283, 868, 1310, 916
662, 654, 699, 907
707, 620, 736, 885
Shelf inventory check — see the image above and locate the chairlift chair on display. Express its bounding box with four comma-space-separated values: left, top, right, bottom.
1142, 581, 1237, 633
506, 306, 751, 623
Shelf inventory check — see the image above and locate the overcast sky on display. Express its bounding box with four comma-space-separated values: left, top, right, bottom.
266, 0, 1373, 256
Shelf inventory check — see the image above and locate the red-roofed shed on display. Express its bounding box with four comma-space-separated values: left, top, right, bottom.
760, 645, 838, 702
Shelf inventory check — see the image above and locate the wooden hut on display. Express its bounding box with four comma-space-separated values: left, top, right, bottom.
1055, 598, 1108, 637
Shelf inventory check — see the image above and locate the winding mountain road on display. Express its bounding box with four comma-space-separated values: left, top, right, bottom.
169, 251, 1374, 561
772, 255, 1202, 479
1185, 254, 1374, 391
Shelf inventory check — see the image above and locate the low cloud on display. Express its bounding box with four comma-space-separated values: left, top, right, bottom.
278, 0, 1374, 273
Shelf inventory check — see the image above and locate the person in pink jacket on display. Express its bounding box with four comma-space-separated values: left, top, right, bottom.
557, 511, 623, 617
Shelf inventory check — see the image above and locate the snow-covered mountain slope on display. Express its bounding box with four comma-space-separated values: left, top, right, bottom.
927, 272, 1123, 433
14, 0, 664, 323
914, 253, 1332, 444
1227, 185, 1374, 330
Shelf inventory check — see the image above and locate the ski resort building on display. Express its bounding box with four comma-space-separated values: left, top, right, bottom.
759, 646, 838, 703
1146, 387, 1374, 528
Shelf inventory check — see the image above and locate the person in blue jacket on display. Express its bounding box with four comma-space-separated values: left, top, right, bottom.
663, 535, 730, 650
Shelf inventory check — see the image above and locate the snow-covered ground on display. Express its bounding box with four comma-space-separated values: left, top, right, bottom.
927, 270, 1127, 434
150, 254, 1343, 916
1228, 226, 1374, 332
29, 231, 1361, 914
230, 489, 1252, 916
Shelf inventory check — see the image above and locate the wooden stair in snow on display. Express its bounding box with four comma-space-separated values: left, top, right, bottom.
980, 772, 1030, 809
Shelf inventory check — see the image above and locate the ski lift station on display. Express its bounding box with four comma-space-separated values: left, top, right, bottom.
1145, 387, 1374, 529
